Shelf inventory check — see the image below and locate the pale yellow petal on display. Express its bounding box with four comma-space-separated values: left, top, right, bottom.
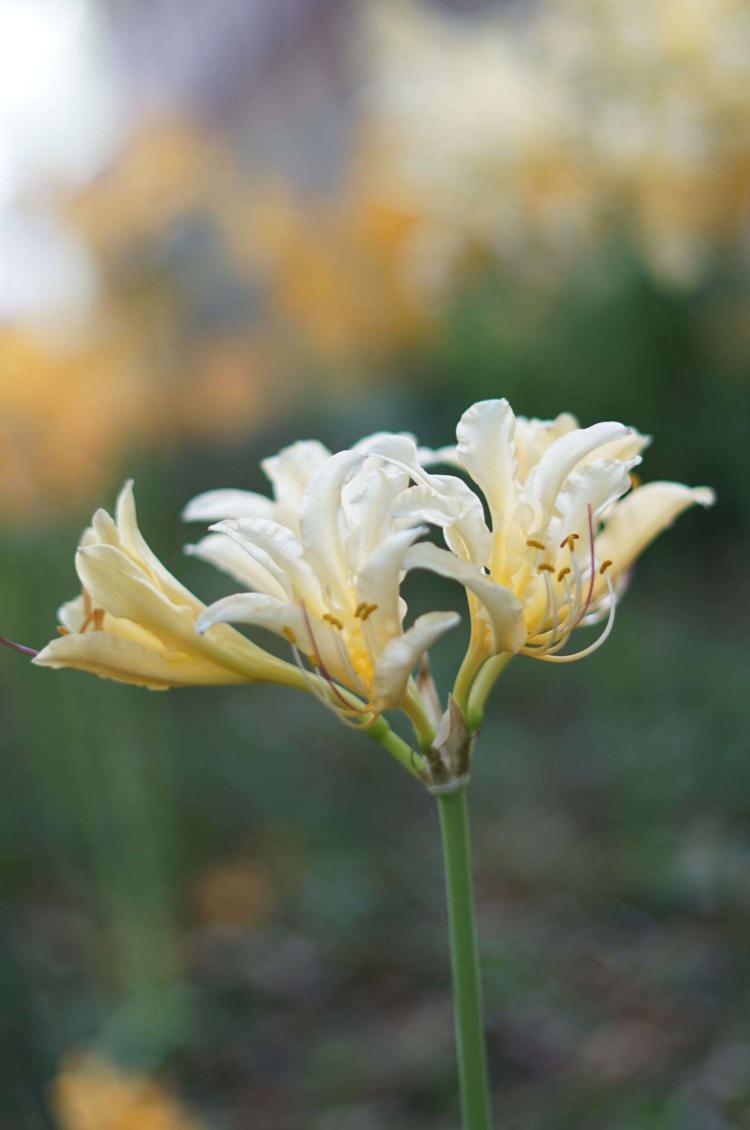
594, 481, 716, 587
406, 542, 527, 654
374, 611, 460, 709
33, 632, 246, 689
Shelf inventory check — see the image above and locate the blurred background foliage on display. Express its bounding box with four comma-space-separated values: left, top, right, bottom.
0, 1, 747, 1127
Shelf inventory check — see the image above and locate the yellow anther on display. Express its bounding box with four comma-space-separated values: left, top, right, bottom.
557, 566, 572, 582
360, 603, 379, 621
92, 609, 105, 631
57, 627, 70, 637
630, 472, 641, 489
354, 601, 368, 618
282, 626, 297, 645
599, 559, 613, 574
323, 613, 344, 630
526, 538, 546, 551
538, 562, 555, 573
560, 533, 580, 551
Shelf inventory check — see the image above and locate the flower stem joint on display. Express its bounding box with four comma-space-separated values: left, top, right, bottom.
422, 696, 476, 795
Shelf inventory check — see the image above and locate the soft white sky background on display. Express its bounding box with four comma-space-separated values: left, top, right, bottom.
0, 0, 121, 327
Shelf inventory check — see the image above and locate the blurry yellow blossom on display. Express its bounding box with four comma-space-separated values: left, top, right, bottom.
364, 0, 750, 285
53, 1054, 205, 1130
0, 327, 147, 522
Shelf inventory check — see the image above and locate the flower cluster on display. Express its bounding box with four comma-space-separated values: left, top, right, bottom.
32, 399, 713, 789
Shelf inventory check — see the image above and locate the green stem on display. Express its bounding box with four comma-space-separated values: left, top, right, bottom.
437, 787, 493, 1130
366, 716, 427, 780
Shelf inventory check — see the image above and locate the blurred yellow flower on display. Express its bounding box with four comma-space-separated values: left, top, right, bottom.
53, 1054, 205, 1130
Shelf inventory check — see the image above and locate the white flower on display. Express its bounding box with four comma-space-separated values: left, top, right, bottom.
187, 438, 459, 729
388, 399, 714, 717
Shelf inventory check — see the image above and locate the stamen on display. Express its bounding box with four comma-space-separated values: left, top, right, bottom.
538, 563, 555, 573
57, 627, 71, 637
361, 603, 378, 621
560, 533, 580, 550
282, 626, 297, 645
0, 634, 39, 658
354, 601, 368, 618
557, 566, 571, 582
572, 505, 596, 628
535, 572, 618, 664
526, 538, 546, 551
300, 602, 364, 713
323, 613, 344, 630
92, 609, 105, 631
599, 559, 613, 574
630, 472, 641, 489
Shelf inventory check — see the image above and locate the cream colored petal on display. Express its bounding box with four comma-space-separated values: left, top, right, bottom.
299, 449, 364, 609
186, 533, 288, 600
373, 611, 460, 709
393, 475, 492, 566
356, 526, 426, 651
261, 439, 331, 510
91, 508, 120, 546
405, 542, 527, 654
76, 544, 196, 646
513, 412, 578, 480
343, 462, 410, 571
456, 399, 519, 526
594, 481, 716, 588
523, 421, 630, 532
417, 444, 459, 467
197, 592, 306, 641
114, 481, 200, 611
33, 632, 247, 689
182, 489, 275, 523
212, 518, 321, 606
548, 459, 634, 556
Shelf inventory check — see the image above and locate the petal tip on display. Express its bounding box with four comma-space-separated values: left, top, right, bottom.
693, 486, 716, 508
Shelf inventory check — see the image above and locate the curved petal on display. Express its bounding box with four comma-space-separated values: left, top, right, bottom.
33, 631, 246, 689
212, 518, 321, 606
594, 481, 715, 589
405, 542, 527, 654
523, 421, 630, 532
456, 399, 519, 527
197, 593, 306, 641
393, 475, 492, 566
299, 449, 364, 608
417, 444, 460, 467
513, 412, 578, 481
343, 462, 411, 571
76, 544, 195, 644
356, 526, 426, 650
548, 459, 634, 555
186, 533, 287, 600
261, 439, 331, 510
182, 489, 275, 523
374, 610, 460, 709
115, 481, 199, 610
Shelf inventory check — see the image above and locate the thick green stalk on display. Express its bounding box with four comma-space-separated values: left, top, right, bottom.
437, 787, 493, 1130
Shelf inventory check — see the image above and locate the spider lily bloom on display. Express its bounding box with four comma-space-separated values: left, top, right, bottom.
395, 399, 714, 721
189, 439, 460, 736
33, 482, 307, 691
